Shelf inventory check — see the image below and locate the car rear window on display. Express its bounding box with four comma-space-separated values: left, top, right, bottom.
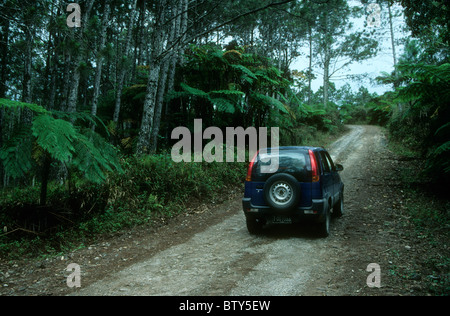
252, 149, 309, 182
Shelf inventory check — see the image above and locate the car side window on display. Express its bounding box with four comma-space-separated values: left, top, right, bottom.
320, 152, 330, 173
325, 152, 336, 171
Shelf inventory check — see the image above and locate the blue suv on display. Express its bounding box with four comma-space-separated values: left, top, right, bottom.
242, 146, 344, 237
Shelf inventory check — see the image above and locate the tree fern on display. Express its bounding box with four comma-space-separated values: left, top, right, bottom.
0, 98, 48, 114
73, 128, 123, 183
179, 83, 243, 114
210, 98, 236, 114
32, 114, 77, 163
250, 91, 288, 114
0, 125, 33, 178
255, 70, 281, 86
209, 90, 245, 96
180, 83, 209, 98
396, 63, 450, 104
0, 99, 123, 204
231, 64, 258, 84
393, 63, 450, 182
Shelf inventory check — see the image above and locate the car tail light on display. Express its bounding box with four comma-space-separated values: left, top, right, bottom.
309, 150, 319, 182
246, 152, 258, 182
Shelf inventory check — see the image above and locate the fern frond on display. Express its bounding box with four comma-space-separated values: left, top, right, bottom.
0, 125, 33, 178
435, 122, 450, 136
209, 90, 245, 96
250, 92, 288, 114
231, 64, 258, 80
0, 98, 48, 114
433, 141, 450, 156
254, 71, 280, 86
31, 114, 76, 163
73, 129, 123, 183
180, 83, 209, 98
210, 98, 236, 114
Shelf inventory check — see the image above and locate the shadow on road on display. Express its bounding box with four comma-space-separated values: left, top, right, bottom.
255, 218, 339, 240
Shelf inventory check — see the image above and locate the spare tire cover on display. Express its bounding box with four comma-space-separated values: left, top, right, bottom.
263, 173, 300, 211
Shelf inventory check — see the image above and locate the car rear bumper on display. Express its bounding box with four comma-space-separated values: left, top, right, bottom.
242, 197, 327, 222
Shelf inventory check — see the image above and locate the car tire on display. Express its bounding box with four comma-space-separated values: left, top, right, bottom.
263, 173, 300, 212
318, 202, 331, 238
333, 190, 344, 218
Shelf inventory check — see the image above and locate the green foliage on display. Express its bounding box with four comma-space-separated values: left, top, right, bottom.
0, 152, 247, 260
0, 98, 49, 114
382, 63, 450, 183
0, 99, 123, 190
177, 83, 245, 114
170, 44, 296, 128
32, 114, 77, 163
0, 124, 33, 179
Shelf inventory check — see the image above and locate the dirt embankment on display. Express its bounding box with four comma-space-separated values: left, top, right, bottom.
1, 125, 447, 296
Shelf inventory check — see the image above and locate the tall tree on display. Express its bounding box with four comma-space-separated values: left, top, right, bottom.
315, 0, 378, 106
91, 0, 111, 129
136, 0, 167, 155
0, 13, 10, 99
66, 0, 94, 114
112, 0, 138, 124
149, 0, 180, 153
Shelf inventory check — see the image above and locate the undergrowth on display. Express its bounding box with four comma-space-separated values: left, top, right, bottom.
0, 127, 346, 261
0, 154, 246, 260
388, 138, 450, 295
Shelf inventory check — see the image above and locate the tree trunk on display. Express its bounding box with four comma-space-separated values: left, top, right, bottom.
322, 7, 331, 108
0, 18, 9, 98
388, 4, 397, 71
0, 107, 3, 188
136, 0, 167, 156
308, 24, 313, 105
112, 0, 138, 124
150, 1, 181, 153
164, 0, 188, 141
91, 0, 111, 129
387, 2, 402, 113
22, 27, 32, 104
40, 153, 52, 206
323, 53, 330, 107
66, 0, 94, 113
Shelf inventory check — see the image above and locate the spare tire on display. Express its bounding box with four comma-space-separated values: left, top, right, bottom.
263, 173, 300, 212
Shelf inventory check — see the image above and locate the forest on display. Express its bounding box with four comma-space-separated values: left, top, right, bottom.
0, 0, 449, 259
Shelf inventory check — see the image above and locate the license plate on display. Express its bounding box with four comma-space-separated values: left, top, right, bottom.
271, 216, 292, 224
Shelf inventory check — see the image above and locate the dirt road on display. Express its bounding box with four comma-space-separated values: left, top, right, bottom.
69, 125, 389, 296
4, 125, 429, 296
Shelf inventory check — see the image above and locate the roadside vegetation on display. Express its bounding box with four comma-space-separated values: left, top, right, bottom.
0, 44, 347, 260
0, 0, 448, 284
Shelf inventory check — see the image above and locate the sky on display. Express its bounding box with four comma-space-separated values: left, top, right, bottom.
291, 1, 409, 96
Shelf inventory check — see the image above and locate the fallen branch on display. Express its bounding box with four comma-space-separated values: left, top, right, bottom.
0, 227, 42, 237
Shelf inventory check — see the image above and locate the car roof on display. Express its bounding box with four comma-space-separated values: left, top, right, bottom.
262, 146, 325, 152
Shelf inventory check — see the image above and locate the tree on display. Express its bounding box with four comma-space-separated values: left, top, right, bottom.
91, 0, 111, 129
135, 0, 301, 155
136, 0, 167, 156
66, 0, 94, 114
398, 0, 450, 46
112, 0, 138, 124
314, 0, 379, 106
0, 99, 123, 205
